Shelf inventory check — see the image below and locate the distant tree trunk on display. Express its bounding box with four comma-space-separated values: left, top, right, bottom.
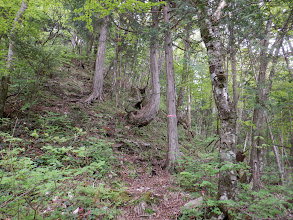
187, 86, 192, 139
289, 110, 293, 167
163, 4, 180, 171
127, 6, 160, 127
229, 25, 239, 144
198, 0, 238, 216
84, 16, 108, 103
290, 132, 293, 168
0, 76, 9, 117
177, 26, 191, 111
282, 46, 292, 79
250, 9, 292, 190
113, 39, 119, 110
267, 116, 284, 185
249, 17, 272, 191
1, 0, 28, 117
86, 34, 95, 57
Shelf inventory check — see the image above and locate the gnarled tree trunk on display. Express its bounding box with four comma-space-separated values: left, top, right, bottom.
127, 6, 160, 127
84, 16, 108, 103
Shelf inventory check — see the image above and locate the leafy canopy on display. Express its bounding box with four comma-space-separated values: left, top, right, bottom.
74, 0, 164, 32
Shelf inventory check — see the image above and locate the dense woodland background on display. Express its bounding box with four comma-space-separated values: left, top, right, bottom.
1, 0, 293, 219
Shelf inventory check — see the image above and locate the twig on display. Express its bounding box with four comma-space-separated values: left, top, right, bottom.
7, 84, 28, 99
9, 118, 18, 151
0, 189, 33, 209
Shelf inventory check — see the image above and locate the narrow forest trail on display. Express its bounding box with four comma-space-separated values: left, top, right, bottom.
60, 66, 193, 219
117, 154, 189, 219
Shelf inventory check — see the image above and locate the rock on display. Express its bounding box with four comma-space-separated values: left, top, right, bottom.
184, 196, 203, 208
134, 201, 147, 216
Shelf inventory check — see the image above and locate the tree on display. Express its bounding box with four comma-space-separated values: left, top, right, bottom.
84, 16, 108, 103
1, 0, 28, 117
76, 0, 161, 104
163, 2, 180, 171
249, 8, 293, 190
127, 5, 160, 127
198, 0, 238, 215
176, 25, 191, 112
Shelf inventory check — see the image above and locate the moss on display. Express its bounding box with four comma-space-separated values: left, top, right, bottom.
141, 191, 159, 205
113, 191, 134, 203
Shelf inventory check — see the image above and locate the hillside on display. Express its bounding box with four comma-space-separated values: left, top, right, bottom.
1, 62, 198, 219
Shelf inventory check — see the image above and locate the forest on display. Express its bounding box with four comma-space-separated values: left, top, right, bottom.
0, 0, 293, 219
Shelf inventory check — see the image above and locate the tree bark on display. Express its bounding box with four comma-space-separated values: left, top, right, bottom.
229, 25, 239, 144
84, 16, 108, 103
282, 46, 292, 79
1, 0, 28, 117
198, 0, 238, 216
177, 26, 191, 111
86, 33, 95, 57
187, 86, 192, 139
289, 110, 293, 167
113, 39, 119, 110
127, 6, 160, 127
163, 3, 180, 171
267, 116, 284, 185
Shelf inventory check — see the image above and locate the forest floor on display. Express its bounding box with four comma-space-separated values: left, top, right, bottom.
116, 153, 188, 219
1, 63, 198, 219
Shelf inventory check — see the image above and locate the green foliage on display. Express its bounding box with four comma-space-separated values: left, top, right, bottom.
177, 152, 219, 196
177, 148, 292, 219
1, 0, 293, 219
74, 0, 164, 32
0, 112, 118, 219
230, 184, 293, 219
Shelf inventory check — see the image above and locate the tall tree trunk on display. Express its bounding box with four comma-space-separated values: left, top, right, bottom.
127, 6, 160, 127
198, 0, 238, 216
163, 3, 180, 171
84, 16, 108, 103
1, 0, 29, 118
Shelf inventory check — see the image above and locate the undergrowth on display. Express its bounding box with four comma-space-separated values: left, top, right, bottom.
176, 144, 293, 219
0, 111, 122, 219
